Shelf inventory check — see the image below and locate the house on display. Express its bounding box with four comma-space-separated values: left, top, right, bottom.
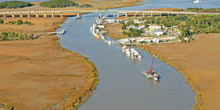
106, 19, 115, 23
118, 39, 131, 45
127, 25, 145, 30
105, 19, 121, 24
149, 25, 162, 30
134, 19, 144, 24
172, 26, 179, 31
98, 25, 105, 28
153, 38, 160, 43
152, 30, 164, 36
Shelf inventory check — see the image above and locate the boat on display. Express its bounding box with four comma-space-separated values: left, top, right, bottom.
100, 35, 105, 40
194, 0, 199, 4
142, 57, 160, 81
122, 46, 142, 60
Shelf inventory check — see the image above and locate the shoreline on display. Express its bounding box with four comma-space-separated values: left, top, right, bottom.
53, 36, 100, 109
138, 45, 202, 110
104, 17, 220, 110
0, 17, 99, 110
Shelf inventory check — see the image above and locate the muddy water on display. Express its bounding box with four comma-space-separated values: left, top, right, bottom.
54, 0, 219, 110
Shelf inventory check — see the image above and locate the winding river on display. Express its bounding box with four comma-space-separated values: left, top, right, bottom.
6, 0, 219, 109
55, 0, 219, 110
56, 13, 194, 110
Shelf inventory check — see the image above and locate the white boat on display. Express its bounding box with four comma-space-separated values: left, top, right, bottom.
142, 57, 160, 81
194, 0, 199, 4
105, 40, 114, 45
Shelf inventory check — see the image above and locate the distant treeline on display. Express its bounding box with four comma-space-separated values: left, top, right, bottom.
40, 0, 78, 8
40, 0, 92, 8
0, 1, 32, 9
0, 32, 34, 41
187, 8, 220, 13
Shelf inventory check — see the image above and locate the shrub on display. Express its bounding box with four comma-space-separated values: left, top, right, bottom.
0, 1, 32, 9
40, 0, 78, 8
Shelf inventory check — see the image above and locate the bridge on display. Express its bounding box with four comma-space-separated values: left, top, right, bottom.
0, 10, 219, 18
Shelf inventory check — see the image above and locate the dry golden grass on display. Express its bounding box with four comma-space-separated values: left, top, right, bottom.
139, 34, 220, 110
0, 17, 98, 110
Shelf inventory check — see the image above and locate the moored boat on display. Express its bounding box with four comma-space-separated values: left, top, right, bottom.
143, 57, 160, 81
194, 0, 199, 4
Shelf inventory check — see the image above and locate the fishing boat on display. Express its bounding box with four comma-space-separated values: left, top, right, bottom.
143, 57, 160, 81
194, 0, 199, 4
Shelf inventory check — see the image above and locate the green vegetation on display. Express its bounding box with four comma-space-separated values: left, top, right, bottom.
0, 19, 4, 24
0, 32, 34, 41
5, 19, 32, 25
142, 15, 220, 37
0, 1, 32, 9
123, 28, 143, 37
40, 0, 78, 8
79, 4, 93, 8
187, 8, 220, 13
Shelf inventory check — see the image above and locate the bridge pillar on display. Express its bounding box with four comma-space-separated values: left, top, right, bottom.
160, 13, 161, 17
36, 13, 38, 17
151, 13, 153, 17
28, 13, 30, 17
12, 13, 14, 18
134, 13, 136, 17
3, 13, 6, 17
44, 12, 47, 18
142, 13, 145, 17
99, 13, 102, 18
125, 12, 128, 17
117, 12, 119, 17
60, 12, 63, 17
52, 12, 54, 17
20, 13, 23, 17
177, 13, 179, 15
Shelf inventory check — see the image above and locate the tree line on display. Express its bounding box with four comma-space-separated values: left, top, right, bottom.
40, 0, 78, 8
40, 0, 93, 8
0, 19, 32, 25
187, 8, 220, 13
0, 32, 34, 41
0, 1, 32, 9
142, 15, 220, 37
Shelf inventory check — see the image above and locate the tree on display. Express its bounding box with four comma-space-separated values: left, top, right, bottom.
0, 19, 4, 24
0, 1, 32, 9
122, 24, 126, 30
40, 0, 78, 8
17, 19, 23, 25
122, 31, 126, 35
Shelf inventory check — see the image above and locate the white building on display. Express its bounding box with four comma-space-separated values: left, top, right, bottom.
152, 30, 164, 36
98, 25, 105, 28
153, 38, 160, 43
127, 25, 145, 30
134, 19, 144, 24
149, 25, 162, 30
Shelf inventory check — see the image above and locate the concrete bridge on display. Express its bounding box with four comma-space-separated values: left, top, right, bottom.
0, 10, 219, 18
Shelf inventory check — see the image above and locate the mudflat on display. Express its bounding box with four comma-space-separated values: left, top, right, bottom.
139, 34, 220, 110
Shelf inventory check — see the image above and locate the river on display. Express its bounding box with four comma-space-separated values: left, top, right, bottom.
55, 0, 219, 110
3, 0, 218, 110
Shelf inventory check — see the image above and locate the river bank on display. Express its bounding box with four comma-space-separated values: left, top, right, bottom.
104, 16, 220, 110
138, 34, 220, 110
0, 17, 99, 110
